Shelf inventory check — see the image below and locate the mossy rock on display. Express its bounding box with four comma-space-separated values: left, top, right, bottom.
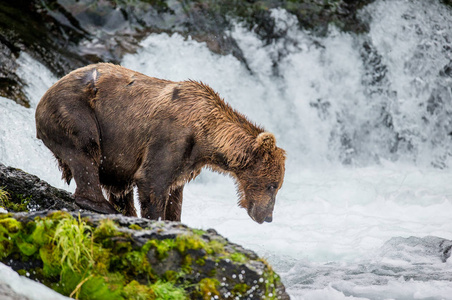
0, 210, 289, 299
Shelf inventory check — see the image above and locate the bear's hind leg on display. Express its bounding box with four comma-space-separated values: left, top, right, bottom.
37, 96, 118, 215
67, 153, 118, 214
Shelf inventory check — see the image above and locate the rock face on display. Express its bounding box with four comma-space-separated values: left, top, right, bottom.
0, 163, 78, 212
0, 164, 289, 299
1, 0, 375, 107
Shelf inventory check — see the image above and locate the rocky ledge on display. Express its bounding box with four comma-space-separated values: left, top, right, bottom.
0, 164, 289, 299
1, 0, 375, 107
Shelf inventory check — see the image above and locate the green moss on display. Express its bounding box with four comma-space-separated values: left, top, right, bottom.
16, 235, 39, 256
162, 270, 180, 282
17, 269, 27, 276
151, 280, 187, 300
206, 239, 226, 255
107, 239, 155, 283
148, 239, 176, 260
195, 278, 220, 300
0, 216, 22, 233
192, 228, 206, 236
0, 188, 10, 209
123, 280, 156, 300
260, 258, 283, 299
128, 224, 143, 230
0, 212, 13, 219
0, 217, 22, 258
0, 213, 169, 299
56, 268, 122, 300
175, 234, 206, 253
40, 244, 60, 277
94, 218, 118, 239
181, 254, 193, 273
30, 218, 52, 246
232, 283, 250, 296
230, 252, 247, 263
195, 257, 206, 266
0, 188, 30, 212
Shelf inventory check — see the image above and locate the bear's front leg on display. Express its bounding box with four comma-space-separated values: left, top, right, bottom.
165, 186, 184, 221
109, 191, 137, 217
136, 182, 167, 220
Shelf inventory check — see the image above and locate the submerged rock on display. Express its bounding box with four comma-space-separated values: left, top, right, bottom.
379, 235, 452, 264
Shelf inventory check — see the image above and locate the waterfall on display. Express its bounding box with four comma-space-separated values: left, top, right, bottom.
125, 0, 452, 169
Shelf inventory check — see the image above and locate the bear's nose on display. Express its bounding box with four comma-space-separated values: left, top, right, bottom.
264, 215, 273, 223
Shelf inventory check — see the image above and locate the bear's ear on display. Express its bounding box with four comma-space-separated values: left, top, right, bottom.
256, 132, 276, 153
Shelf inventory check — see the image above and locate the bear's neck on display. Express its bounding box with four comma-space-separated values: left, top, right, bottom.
179, 81, 264, 172
201, 115, 262, 173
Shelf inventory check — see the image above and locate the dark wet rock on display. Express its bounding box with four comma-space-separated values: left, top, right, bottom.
0, 41, 28, 107
0, 163, 78, 212
1, 0, 378, 107
0, 0, 90, 106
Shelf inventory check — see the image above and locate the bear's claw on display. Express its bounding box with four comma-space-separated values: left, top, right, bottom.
75, 197, 119, 214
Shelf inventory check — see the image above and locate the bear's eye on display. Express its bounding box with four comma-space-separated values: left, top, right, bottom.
267, 183, 277, 192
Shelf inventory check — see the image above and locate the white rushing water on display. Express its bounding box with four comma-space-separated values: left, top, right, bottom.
1, 0, 452, 299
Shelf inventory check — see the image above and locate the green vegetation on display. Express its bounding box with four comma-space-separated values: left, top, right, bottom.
0, 187, 30, 212
0, 188, 9, 209
128, 223, 143, 230
0, 212, 187, 299
230, 252, 247, 263
260, 258, 285, 299
195, 278, 220, 300
0, 211, 284, 299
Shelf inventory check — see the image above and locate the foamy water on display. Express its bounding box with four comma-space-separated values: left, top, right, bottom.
1, 0, 452, 299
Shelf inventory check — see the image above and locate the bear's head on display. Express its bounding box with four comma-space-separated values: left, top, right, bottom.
236, 132, 286, 224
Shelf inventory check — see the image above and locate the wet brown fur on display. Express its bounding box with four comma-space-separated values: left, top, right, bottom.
35, 63, 286, 223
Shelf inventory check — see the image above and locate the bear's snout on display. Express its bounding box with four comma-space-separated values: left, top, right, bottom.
247, 197, 275, 224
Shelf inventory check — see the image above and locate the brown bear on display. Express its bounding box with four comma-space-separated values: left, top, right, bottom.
35, 63, 286, 223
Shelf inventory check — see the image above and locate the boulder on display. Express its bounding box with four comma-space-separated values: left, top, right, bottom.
0, 211, 289, 299
0, 163, 78, 212
0, 164, 289, 299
